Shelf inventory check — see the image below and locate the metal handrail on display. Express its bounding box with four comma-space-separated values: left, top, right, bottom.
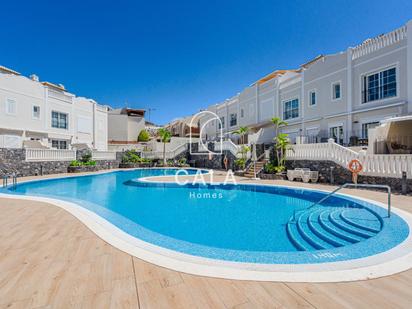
2, 173, 17, 190
245, 152, 266, 173
292, 183, 391, 221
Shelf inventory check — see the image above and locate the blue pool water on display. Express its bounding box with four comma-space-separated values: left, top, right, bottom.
1, 169, 409, 264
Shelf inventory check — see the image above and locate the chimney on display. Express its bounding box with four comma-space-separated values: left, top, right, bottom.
30, 74, 39, 82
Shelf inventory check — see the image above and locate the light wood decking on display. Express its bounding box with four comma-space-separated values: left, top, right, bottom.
1, 177, 412, 308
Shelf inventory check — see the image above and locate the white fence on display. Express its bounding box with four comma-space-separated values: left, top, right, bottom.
351, 25, 407, 60
25, 148, 76, 162
288, 140, 412, 178
214, 140, 247, 158
91, 151, 117, 160
141, 143, 188, 160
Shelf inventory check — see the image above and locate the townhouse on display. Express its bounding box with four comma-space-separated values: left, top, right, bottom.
200, 20, 412, 146
165, 115, 200, 138
0, 65, 108, 150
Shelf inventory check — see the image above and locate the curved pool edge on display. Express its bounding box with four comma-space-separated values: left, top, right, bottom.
2, 176, 412, 282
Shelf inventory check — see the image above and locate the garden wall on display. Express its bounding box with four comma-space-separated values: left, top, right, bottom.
285, 159, 412, 194
0, 148, 121, 177
187, 143, 238, 170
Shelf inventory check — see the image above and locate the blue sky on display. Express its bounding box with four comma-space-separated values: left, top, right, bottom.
1, 1, 411, 124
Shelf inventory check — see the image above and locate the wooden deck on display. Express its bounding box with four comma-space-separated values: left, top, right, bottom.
1, 178, 412, 308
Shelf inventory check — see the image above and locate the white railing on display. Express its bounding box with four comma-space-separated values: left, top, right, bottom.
352, 25, 407, 60
168, 143, 188, 158
360, 154, 412, 178
288, 139, 412, 178
25, 148, 76, 162
141, 143, 188, 160
248, 128, 263, 144
198, 142, 209, 152
92, 151, 117, 160
48, 89, 73, 103
214, 140, 242, 158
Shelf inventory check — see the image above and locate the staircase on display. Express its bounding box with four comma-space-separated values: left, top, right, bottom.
244, 160, 266, 178
286, 206, 383, 251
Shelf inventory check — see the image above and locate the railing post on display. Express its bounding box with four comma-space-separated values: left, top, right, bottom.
402, 171, 408, 195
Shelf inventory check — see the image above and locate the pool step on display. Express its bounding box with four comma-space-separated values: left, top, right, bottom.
286, 206, 382, 251
329, 211, 375, 238
340, 210, 382, 233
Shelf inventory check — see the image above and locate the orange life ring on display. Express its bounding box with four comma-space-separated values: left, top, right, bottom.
348, 159, 363, 173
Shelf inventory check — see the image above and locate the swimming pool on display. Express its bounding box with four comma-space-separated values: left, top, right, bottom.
1, 168, 412, 281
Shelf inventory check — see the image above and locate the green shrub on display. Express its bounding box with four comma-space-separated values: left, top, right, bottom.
70, 160, 82, 167
84, 160, 96, 166
264, 162, 285, 174
122, 150, 141, 163
80, 152, 92, 163
140, 158, 152, 164
70, 160, 96, 167
138, 130, 150, 142
235, 158, 246, 169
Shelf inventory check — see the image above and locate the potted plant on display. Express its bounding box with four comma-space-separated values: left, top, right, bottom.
119, 150, 152, 168
68, 152, 98, 173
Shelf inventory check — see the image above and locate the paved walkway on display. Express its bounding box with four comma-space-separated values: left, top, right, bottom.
1, 171, 412, 308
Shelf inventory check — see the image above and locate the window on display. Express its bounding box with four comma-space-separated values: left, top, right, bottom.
309, 91, 316, 106
329, 125, 344, 145
218, 117, 225, 129
362, 67, 396, 103
361, 122, 380, 139
6, 99, 16, 115
240, 108, 244, 118
283, 99, 299, 120
51, 111, 68, 129
51, 140, 68, 149
230, 113, 237, 127
332, 82, 341, 100
33, 105, 40, 119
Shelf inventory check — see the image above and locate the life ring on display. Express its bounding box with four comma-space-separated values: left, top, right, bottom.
348, 159, 363, 173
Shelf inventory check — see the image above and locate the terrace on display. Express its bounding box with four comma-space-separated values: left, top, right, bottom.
1, 171, 412, 308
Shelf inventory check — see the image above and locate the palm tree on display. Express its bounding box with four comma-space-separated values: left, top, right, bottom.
271, 117, 288, 138
158, 128, 171, 165
274, 133, 292, 171
271, 117, 288, 170
234, 126, 249, 145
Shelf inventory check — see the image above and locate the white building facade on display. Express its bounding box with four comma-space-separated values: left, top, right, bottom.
200, 20, 412, 146
0, 66, 108, 150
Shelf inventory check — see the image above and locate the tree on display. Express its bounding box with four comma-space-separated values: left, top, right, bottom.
235, 145, 250, 170
271, 117, 290, 172
271, 117, 288, 138
274, 133, 292, 172
138, 130, 150, 142
158, 128, 171, 165
234, 126, 249, 145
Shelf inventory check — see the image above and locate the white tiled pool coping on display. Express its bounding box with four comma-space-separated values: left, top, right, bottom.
2, 168, 412, 282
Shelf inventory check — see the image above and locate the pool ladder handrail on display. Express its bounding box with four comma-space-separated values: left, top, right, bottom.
291, 183, 391, 222
2, 173, 18, 190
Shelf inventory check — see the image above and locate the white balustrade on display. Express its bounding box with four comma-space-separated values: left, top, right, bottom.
92, 151, 117, 160
352, 25, 407, 60
289, 140, 412, 179
141, 143, 187, 160
25, 148, 76, 162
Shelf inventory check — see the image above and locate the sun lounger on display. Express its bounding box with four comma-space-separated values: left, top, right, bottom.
287, 168, 318, 183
